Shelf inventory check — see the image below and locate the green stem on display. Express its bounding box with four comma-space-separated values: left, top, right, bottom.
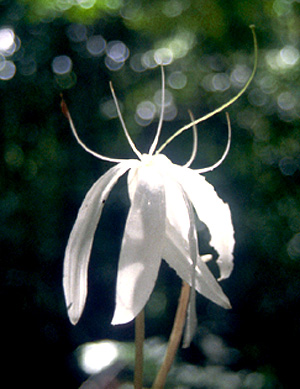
152, 282, 191, 388
134, 309, 145, 389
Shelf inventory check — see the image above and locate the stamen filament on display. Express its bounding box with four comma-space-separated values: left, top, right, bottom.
149, 65, 165, 156
156, 25, 257, 155
61, 96, 124, 163
109, 82, 143, 160
183, 110, 198, 168
195, 112, 231, 173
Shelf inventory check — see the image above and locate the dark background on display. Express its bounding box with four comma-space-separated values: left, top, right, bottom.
1, 0, 300, 387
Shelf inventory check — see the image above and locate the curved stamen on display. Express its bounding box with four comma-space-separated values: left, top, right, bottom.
61, 96, 125, 163
156, 25, 257, 155
183, 110, 198, 168
109, 82, 143, 160
149, 65, 165, 156
195, 112, 231, 173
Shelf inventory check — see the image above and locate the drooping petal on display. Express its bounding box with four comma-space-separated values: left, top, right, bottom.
174, 166, 235, 280
162, 173, 231, 310
111, 164, 166, 325
181, 190, 198, 348
163, 240, 231, 309
160, 173, 199, 347
63, 160, 138, 325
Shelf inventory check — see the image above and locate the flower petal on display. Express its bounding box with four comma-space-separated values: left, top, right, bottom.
63, 160, 137, 325
174, 166, 235, 280
161, 174, 200, 346
111, 165, 166, 325
163, 240, 231, 309
162, 173, 231, 309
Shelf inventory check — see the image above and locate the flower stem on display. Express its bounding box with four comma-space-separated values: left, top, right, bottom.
152, 282, 190, 388
134, 309, 145, 389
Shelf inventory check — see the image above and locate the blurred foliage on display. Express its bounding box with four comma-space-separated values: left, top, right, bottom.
1, 0, 300, 387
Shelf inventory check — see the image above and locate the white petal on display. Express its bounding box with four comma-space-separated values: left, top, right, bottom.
174, 166, 235, 280
163, 241, 231, 309
163, 174, 200, 346
111, 164, 166, 325
162, 174, 231, 309
63, 160, 137, 325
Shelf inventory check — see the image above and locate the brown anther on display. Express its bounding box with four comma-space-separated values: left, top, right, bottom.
60, 93, 69, 118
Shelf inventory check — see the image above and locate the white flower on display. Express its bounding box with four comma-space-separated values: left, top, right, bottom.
62, 40, 257, 331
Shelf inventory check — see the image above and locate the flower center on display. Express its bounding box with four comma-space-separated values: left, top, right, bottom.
141, 153, 171, 168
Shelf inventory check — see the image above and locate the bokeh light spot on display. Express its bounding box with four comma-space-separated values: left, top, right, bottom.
78, 0, 96, 9
4, 144, 24, 168
86, 35, 106, 56
154, 48, 173, 65
106, 0, 123, 10
100, 99, 118, 118
231, 65, 251, 86
168, 71, 187, 89
167, 31, 195, 59
55, 72, 77, 89
201, 73, 215, 92
200, 334, 229, 364
162, 103, 177, 121
78, 341, 119, 375
258, 73, 278, 94
248, 88, 268, 107
130, 53, 146, 72
135, 101, 156, 126
0, 60, 16, 80
106, 40, 129, 63
154, 88, 177, 121
66, 24, 88, 43
104, 55, 125, 71
154, 88, 173, 107
0, 28, 15, 54
136, 101, 156, 120
280, 45, 299, 66
52, 55, 73, 75
277, 91, 295, 111
162, 0, 184, 17
142, 50, 157, 69
279, 157, 298, 176
19, 57, 37, 76
273, 0, 292, 16
212, 72, 230, 91
266, 46, 299, 70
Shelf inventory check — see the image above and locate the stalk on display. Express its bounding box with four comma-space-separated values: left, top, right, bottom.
152, 282, 190, 388
134, 309, 145, 389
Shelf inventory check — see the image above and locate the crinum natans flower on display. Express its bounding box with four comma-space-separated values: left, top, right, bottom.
62, 29, 257, 341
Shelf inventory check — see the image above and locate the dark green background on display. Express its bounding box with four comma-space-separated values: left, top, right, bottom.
1, 0, 300, 387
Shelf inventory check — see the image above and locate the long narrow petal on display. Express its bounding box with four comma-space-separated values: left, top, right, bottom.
163, 239, 231, 309
111, 165, 166, 325
163, 175, 199, 346
63, 160, 138, 325
174, 166, 235, 280
182, 190, 198, 348
162, 174, 231, 309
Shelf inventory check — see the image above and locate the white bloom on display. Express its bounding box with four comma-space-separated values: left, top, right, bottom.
62, 42, 256, 332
